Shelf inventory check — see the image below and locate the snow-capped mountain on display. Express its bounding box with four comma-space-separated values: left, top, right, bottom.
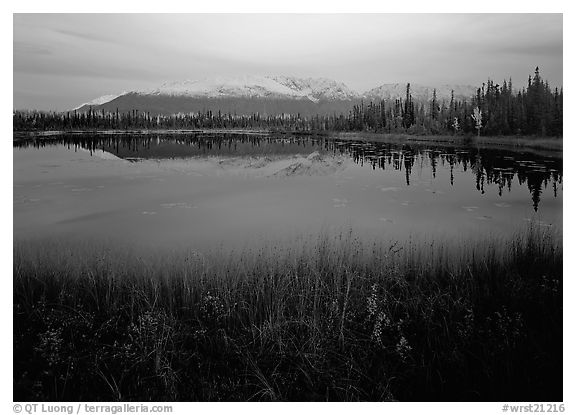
364, 83, 477, 102
73, 75, 361, 116
131, 75, 361, 102
139, 76, 314, 100
73, 76, 476, 116
271, 76, 360, 101
73, 93, 126, 110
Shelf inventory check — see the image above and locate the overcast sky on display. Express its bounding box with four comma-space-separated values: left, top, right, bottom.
13, 13, 563, 111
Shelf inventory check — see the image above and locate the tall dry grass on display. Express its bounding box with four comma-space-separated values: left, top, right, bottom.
13, 224, 562, 401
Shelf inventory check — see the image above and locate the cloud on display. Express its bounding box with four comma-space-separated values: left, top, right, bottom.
489, 42, 563, 57
13, 57, 158, 81
52, 28, 116, 44
13, 41, 52, 56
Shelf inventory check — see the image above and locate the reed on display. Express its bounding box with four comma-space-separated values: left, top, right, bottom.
13, 225, 562, 401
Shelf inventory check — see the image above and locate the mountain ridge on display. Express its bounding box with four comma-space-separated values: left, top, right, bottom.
74, 75, 478, 116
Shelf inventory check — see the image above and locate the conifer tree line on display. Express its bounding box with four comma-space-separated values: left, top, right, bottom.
14, 68, 562, 137
344, 67, 562, 136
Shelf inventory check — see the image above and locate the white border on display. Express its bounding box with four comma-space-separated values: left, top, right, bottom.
4, 3, 572, 414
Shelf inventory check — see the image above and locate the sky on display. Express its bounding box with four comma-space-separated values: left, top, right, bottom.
13, 13, 563, 111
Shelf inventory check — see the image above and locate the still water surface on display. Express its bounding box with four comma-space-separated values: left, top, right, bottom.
14, 133, 562, 250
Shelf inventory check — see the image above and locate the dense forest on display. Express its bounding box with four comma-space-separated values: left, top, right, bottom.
13, 68, 562, 137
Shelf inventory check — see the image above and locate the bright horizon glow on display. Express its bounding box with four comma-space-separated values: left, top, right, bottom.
13, 13, 563, 111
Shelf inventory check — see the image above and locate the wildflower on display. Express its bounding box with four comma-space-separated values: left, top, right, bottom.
395, 336, 412, 361
35, 328, 64, 367
200, 291, 226, 323
371, 312, 391, 345
367, 283, 379, 318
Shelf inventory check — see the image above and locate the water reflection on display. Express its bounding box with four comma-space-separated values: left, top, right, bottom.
340, 142, 562, 212
14, 133, 562, 212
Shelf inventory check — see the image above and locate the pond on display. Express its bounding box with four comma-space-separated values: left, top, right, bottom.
13, 133, 562, 251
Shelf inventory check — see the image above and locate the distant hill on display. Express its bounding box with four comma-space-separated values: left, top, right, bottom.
74, 75, 476, 116
86, 93, 357, 117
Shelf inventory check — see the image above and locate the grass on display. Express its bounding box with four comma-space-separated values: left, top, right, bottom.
13, 225, 562, 401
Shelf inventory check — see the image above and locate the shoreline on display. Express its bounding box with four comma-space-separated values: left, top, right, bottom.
332, 131, 563, 153
13, 128, 563, 153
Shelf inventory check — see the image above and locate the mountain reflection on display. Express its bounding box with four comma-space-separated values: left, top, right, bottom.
14, 133, 562, 212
